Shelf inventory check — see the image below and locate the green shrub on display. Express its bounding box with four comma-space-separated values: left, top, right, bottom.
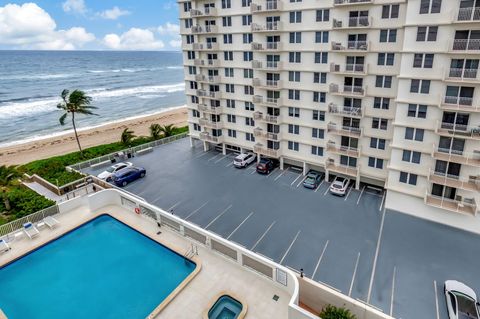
1, 186, 55, 221
319, 305, 356, 319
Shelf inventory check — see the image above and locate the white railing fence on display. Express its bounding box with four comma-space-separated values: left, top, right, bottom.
0, 205, 59, 238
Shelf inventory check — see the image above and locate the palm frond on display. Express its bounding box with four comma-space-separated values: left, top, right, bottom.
59, 113, 68, 125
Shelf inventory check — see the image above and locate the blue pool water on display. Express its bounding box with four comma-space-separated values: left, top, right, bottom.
208, 295, 243, 319
0, 215, 196, 319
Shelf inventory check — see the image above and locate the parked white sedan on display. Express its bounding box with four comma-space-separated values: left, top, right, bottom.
233, 152, 257, 168
97, 162, 133, 182
445, 280, 480, 319
329, 177, 350, 196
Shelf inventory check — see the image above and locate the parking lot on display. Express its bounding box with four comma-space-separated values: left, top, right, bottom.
83, 138, 480, 319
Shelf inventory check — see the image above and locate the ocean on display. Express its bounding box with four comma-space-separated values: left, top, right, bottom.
0, 51, 186, 147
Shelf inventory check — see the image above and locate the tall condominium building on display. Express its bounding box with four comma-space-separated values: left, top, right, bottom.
178, 0, 480, 221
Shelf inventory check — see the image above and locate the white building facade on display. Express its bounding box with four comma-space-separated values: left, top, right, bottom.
178, 0, 480, 221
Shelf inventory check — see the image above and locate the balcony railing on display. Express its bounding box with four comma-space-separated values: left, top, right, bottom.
328, 103, 362, 117
251, 42, 282, 51
191, 25, 218, 34
436, 121, 480, 140
252, 78, 282, 89
251, 1, 282, 13
326, 159, 359, 177
329, 83, 365, 96
333, 0, 372, 5
327, 123, 362, 137
251, 22, 282, 32
446, 67, 478, 81
433, 145, 480, 167
456, 7, 480, 22
198, 104, 222, 115
332, 17, 370, 29
429, 169, 480, 192
196, 89, 222, 99
253, 111, 280, 124
190, 7, 217, 17
199, 132, 223, 144
252, 95, 281, 106
330, 63, 367, 74
253, 127, 279, 140
198, 118, 223, 129
327, 141, 360, 157
196, 74, 221, 83
452, 39, 480, 51
332, 41, 368, 51
253, 143, 280, 157
425, 192, 477, 215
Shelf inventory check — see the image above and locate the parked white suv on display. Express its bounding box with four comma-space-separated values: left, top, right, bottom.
329, 177, 350, 196
97, 162, 133, 182
233, 153, 257, 168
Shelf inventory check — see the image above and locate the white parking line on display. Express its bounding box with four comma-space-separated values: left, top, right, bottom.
205, 204, 233, 229
296, 175, 308, 188
344, 185, 354, 201
279, 230, 301, 264
323, 184, 331, 196
379, 191, 386, 211
291, 172, 303, 186
356, 185, 366, 205
194, 151, 211, 159
152, 193, 163, 204
265, 167, 279, 178
274, 167, 289, 181
390, 266, 397, 317
214, 155, 227, 164
348, 252, 361, 297
185, 201, 209, 220
251, 221, 276, 251
208, 153, 222, 162
167, 200, 183, 211
312, 240, 329, 279
434, 280, 440, 319
314, 180, 324, 192
367, 206, 387, 304
250, 168, 257, 175
227, 212, 254, 240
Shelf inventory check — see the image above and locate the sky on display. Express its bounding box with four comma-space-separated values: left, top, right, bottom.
0, 0, 181, 50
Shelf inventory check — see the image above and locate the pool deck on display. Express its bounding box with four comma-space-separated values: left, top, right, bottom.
0, 204, 290, 319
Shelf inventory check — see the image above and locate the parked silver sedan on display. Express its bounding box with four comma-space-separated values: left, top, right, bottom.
445, 280, 480, 319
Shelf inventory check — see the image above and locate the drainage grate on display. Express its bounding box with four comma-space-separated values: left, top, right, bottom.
273, 295, 279, 301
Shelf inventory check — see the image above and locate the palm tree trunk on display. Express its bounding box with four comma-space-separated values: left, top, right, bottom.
72, 112, 83, 155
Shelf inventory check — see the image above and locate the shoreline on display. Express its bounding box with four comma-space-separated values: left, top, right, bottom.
0, 106, 188, 166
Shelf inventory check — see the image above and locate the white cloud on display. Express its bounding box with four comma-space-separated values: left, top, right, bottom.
62, 0, 86, 14
98, 6, 130, 20
157, 22, 180, 36
0, 3, 95, 50
169, 39, 182, 48
103, 28, 164, 50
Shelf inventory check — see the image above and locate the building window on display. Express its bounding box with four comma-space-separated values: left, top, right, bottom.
183, 2, 192, 12
402, 150, 421, 164
373, 97, 390, 109
242, 15, 252, 26
225, 67, 234, 77
245, 101, 254, 111
227, 114, 236, 123
410, 79, 430, 93
185, 19, 193, 29
312, 128, 324, 139
245, 117, 255, 126
222, 17, 232, 27
314, 52, 328, 64
221, 0, 231, 9
224, 51, 233, 61
311, 146, 324, 156
289, 32, 302, 43
187, 51, 195, 60
226, 99, 235, 108
225, 84, 235, 93
382, 4, 399, 18
399, 172, 418, 185
186, 35, 194, 44
289, 71, 301, 82
368, 157, 384, 169
288, 141, 299, 151
313, 72, 326, 83
244, 85, 254, 95
243, 33, 253, 44
246, 132, 255, 141
315, 31, 329, 43
316, 9, 330, 21
313, 110, 325, 121
372, 118, 388, 130
242, 0, 252, 7
413, 53, 434, 68
223, 34, 233, 44
193, 123, 201, 131
288, 124, 300, 134
243, 51, 253, 61
228, 129, 237, 138
380, 29, 397, 42
405, 127, 424, 141
288, 107, 300, 117
416, 26, 438, 41
377, 53, 394, 66
420, 0, 442, 14
243, 68, 253, 78
407, 104, 428, 118
289, 52, 301, 63
289, 11, 302, 23
370, 138, 386, 150
313, 92, 326, 103
288, 89, 300, 100
375, 75, 392, 88
192, 109, 200, 118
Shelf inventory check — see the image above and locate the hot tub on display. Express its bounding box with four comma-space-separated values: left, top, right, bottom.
205, 293, 247, 319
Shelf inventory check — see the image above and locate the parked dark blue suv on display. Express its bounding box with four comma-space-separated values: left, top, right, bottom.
112, 167, 146, 187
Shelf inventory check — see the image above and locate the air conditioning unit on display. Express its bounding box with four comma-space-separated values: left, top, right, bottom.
333, 19, 342, 28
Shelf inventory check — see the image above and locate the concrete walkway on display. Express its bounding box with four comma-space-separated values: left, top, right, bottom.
23, 182, 62, 202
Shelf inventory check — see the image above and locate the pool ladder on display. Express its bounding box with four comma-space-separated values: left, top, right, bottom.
184, 243, 198, 259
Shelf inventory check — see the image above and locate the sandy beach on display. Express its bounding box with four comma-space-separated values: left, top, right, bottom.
0, 106, 188, 166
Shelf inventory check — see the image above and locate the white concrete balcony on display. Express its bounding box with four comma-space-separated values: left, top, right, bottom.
455, 7, 480, 23
330, 63, 367, 75
198, 118, 223, 129
428, 169, 480, 193
327, 122, 362, 137
251, 60, 283, 71
432, 144, 480, 167
329, 83, 366, 97
332, 17, 370, 29
452, 38, 480, 51
252, 78, 282, 89
252, 95, 282, 107
192, 42, 219, 51
444, 67, 479, 83
440, 95, 480, 112
425, 192, 477, 215
190, 7, 217, 17
196, 89, 222, 99
191, 25, 218, 34
195, 74, 221, 84
331, 41, 369, 52
327, 141, 360, 157
326, 158, 359, 178
251, 42, 282, 51
253, 143, 280, 158
251, 22, 282, 32
199, 132, 224, 144
253, 127, 279, 140
198, 104, 223, 115
250, 1, 282, 13
253, 111, 280, 124
328, 103, 362, 118
435, 121, 480, 140
333, 0, 372, 6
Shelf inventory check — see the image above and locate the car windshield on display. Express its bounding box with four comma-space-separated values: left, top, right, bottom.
455, 292, 479, 318
332, 183, 343, 189
234, 158, 243, 162
106, 167, 115, 173
305, 177, 315, 183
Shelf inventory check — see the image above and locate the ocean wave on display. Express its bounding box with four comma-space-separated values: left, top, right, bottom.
137, 94, 167, 99
0, 83, 185, 119
87, 66, 171, 74
167, 66, 183, 70
0, 73, 75, 80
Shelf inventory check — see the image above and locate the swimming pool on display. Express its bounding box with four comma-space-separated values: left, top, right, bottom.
0, 214, 196, 319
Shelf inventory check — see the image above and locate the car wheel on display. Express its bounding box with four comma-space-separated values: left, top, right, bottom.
140, 172, 145, 178
122, 181, 127, 187
106, 177, 112, 182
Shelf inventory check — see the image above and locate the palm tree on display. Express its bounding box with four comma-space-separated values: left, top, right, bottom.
120, 127, 136, 145
149, 123, 162, 140
57, 89, 97, 155
160, 124, 176, 138
0, 166, 19, 211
